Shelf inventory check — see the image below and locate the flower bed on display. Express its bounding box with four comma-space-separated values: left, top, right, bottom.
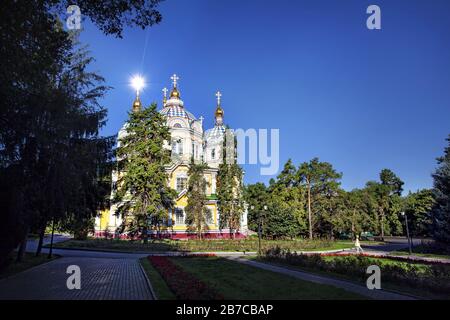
148, 256, 223, 300
263, 247, 450, 295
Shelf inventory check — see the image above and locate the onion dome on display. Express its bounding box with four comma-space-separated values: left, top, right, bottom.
160, 106, 197, 121
159, 74, 196, 121
132, 96, 142, 113
204, 125, 226, 141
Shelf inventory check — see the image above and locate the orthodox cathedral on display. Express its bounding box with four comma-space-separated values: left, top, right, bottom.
95, 75, 248, 239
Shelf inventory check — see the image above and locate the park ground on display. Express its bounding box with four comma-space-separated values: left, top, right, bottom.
0, 235, 449, 300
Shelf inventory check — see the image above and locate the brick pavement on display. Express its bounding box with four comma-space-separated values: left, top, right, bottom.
0, 257, 153, 300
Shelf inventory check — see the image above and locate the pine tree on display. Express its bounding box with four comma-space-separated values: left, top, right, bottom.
431, 135, 450, 244
217, 130, 244, 239
297, 158, 342, 239
185, 162, 209, 239
114, 103, 175, 243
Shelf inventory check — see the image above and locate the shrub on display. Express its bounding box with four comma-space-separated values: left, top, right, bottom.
262, 246, 450, 294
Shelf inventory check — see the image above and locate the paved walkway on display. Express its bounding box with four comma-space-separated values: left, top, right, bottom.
225, 256, 416, 300
0, 256, 153, 300
0, 236, 153, 300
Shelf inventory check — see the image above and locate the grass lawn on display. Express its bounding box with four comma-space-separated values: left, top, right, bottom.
167, 256, 365, 299
49, 237, 372, 253
139, 258, 176, 300
251, 256, 449, 300
0, 252, 58, 279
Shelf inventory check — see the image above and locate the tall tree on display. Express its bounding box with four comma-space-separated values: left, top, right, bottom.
185, 162, 210, 239
244, 183, 269, 232
217, 130, 245, 238
404, 189, 434, 237
297, 158, 342, 239
342, 189, 371, 237
0, 0, 164, 265
267, 160, 306, 238
365, 169, 404, 240
114, 103, 175, 243
431, 135, 450, 244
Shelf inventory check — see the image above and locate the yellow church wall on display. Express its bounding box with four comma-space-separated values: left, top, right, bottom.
98, 209, 110, 230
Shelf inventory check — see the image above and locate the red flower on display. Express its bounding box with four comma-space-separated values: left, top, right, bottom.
148, 256, 223, 300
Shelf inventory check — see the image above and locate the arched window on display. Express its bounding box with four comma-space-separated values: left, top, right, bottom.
173, 123, 182, 128
211, 148, 216, 160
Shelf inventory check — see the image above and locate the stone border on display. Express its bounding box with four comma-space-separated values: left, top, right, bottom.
139, 259, 157, 300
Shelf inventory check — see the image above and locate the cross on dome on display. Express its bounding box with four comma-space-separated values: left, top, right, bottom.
171, 74, 179, 87
216, 91, 222, 105
162, 87, 168, 98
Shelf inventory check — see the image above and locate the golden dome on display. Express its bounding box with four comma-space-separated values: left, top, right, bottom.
170, 87, 180, 99
215, 106, 224, 117
132, 96, 142, 113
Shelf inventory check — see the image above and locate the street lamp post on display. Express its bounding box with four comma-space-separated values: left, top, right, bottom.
401, 211, 412, 255
251, 205, 267, 256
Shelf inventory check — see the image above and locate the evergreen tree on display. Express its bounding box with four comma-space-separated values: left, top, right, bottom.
431, 135, 450, 243
114, 103, 175, 243
297, 158, 342, 239
217, 130, 244, 238
185, 162, 210, 239
264, 204, 299, 239
0, 0, 165, 265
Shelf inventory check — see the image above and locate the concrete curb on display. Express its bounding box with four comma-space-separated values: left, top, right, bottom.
138, 259, 157, 300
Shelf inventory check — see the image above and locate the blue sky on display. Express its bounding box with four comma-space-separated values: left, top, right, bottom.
79, 0, 450, 193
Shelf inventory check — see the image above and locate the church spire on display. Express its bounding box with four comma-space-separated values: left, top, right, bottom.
215, 91, 224, 126
130, 75, 145, 113
132, 96, 142, 113
162, 87, 168, 106
169, 74, 181, 100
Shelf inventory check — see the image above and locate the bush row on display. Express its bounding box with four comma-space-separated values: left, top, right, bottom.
263, 246, 450, 295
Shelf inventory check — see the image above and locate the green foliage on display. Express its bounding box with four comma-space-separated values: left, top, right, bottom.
114, 104, 175, 241
297, 157, 343, 239
245, 159, 420, 240
0, 0, 164, 264
364, 169, 405, 238
264, 204, 300, 239
185, 162, 210, 238
431, 135, 450, 244
217, 131, 245, 237
263, 247, 450, 295
404, 189, 435, 237
270, 159, 307, 236
243, 182, 269, 232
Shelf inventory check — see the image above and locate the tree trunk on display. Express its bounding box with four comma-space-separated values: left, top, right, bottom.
380, 208, 385, 241
142, 226, 148, 244
307, 180, 313, 240
16, 226, 29, 262
35, 224, 46, 256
